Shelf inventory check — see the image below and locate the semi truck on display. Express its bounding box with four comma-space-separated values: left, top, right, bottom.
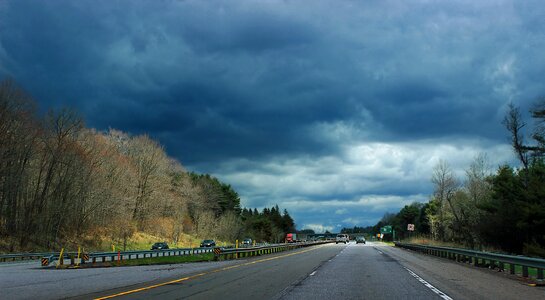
285, 233, 297, 243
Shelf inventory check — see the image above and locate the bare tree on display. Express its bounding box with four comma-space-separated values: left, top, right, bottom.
0, 79, 39, 247
465, 153, 492, 205
216, 211, 242, 242
127, 135, 165, 229
431, 160, 459, 241
503, 103, 529, 171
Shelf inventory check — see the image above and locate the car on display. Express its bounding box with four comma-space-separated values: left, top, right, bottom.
242, 238, 252, 246
356, 236, 366, 244
200, 239, 216, 247
151, 242, 169, 250
336, 234, 349, 244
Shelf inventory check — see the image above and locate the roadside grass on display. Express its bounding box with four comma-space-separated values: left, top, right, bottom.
1, 229, 233, 254
473, 258, 540, 279
401, 236, 504, 253
513, 265, 539, 278
92, 253, 215, 267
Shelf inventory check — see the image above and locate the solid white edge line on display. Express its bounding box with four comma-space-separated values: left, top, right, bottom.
404, 267, 453, 300
310, 271, 316, 276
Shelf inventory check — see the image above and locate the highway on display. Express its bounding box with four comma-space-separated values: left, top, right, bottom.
1, 242, 544, 299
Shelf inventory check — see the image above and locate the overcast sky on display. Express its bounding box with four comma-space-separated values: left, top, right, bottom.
1, 0, 544, 233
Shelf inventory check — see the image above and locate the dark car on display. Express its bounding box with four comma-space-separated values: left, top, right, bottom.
151, 242, 169, 250
356, 236, 366, 244
242, 238, 252, 246
200, 239, 216, 247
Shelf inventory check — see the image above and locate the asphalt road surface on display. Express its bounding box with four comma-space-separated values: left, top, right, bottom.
1, 242, 544, 299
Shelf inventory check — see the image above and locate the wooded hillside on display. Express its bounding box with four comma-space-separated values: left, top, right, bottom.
0, 79, 294, 252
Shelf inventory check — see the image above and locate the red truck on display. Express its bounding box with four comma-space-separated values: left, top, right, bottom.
286, 233, 297, 243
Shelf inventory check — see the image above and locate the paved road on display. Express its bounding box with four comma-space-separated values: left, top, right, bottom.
281, 243, 443, 299
1, 242, 544, 299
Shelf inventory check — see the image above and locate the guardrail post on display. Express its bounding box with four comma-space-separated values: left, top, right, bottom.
537, 268, 543, 280
522, 266, 529, 278
510, 263, 515, 274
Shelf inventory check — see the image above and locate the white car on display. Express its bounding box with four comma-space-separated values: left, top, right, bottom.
336, 234, 349, 244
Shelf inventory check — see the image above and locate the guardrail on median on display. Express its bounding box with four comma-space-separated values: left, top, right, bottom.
213, 240, 333, 260
41, 247, 215, 267
40, 241, 332, 267
395, 242, 545, 280
0, 252, 58, 262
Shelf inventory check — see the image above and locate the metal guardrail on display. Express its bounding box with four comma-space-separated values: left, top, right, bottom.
0, 252, 59, 262
38, 240, 333, 267
41, 247, 216, 267
213, 240, 333, 260
395, 242, 545, 280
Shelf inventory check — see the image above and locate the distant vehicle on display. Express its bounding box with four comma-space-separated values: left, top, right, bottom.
286, 233, 297, 243
151, 242, 169, 250
242, 238, 252, 246
356, 236, 366, 244
200, 239, 216, 247
336, 234, 349, 244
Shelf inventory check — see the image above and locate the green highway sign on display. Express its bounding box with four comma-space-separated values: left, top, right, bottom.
380, 225, 392, 234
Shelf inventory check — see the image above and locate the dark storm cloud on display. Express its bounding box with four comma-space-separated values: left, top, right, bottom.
2, 0, 545, 230
179, 10, 317, 53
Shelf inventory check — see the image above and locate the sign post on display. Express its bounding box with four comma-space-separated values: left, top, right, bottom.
407, 224, 415, 240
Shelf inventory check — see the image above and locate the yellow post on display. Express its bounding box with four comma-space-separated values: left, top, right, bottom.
253, 240, 256, 247
56, 248, 65, 269
112, 244, 115, 252
75, 247, 81, 267
236, 239, 239, 259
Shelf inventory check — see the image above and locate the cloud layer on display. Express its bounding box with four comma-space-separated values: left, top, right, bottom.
1, 0, 544, 231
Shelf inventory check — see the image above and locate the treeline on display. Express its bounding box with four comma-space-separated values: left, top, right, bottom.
341, 226, 374, 234
241, 205, 295, 243
0, 79, 294, 251
374, 102, 545, 257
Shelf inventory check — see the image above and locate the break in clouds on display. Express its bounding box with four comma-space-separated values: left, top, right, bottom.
1, 0, 544, 231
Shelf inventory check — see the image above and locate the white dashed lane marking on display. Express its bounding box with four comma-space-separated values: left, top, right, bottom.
405, 267, 453, 300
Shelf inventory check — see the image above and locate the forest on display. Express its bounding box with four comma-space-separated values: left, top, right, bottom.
374, 102, 545, 257
0, 79, 295, 252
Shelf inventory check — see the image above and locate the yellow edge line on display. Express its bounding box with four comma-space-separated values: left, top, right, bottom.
95, 244, 326, 299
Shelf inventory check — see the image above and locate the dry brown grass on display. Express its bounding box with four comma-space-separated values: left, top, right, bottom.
94, 231, 231, 252
402, 236, 504, 253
